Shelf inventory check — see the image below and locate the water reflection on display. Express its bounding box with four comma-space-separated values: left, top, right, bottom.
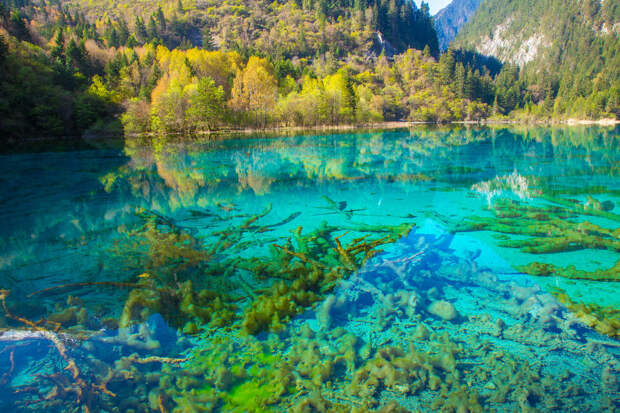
0, 125, 618, 411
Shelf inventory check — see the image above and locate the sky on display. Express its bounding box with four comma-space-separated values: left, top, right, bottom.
414, 0, 453, 15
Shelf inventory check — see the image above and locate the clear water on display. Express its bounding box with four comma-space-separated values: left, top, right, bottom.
0, 126, 618, 412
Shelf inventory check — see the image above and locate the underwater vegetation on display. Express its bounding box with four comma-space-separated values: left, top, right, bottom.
4, 197, 615, 412
0, 195, 418, 411
454, 197, 619, 255
241, 222, 413, 334
552, 289, 620, 339
0, 127, 618, 412
107, 201, 414, 336
516, 260, 620, 282
457, 178, 620, 339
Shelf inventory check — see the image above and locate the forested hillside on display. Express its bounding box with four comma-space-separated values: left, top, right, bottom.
1, 0, 499, 139
30, 0, 440, 58
0, 0, 618, 140
0, 4, 118, 138
454, 0, 620, 119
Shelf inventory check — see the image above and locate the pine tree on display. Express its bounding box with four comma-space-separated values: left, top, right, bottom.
126, 34, 138, 48
438, 50, 454, 86
9, 10, 30, 42
107, 26, 119, 48
65, 38, 84, 72
134, 16, 147, 43
117, 19, 130, 45
156, 7, 166, 31
201, 26, 215, 50
147, 16, 158, 40
454, 63, 466, 98
50, 28, 65, 61
0, 34, 7, 64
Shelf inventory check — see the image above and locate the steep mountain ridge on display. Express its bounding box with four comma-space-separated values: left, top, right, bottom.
433, 0, 482, 51
455, 0, 619, 66
454, 0, 619, 117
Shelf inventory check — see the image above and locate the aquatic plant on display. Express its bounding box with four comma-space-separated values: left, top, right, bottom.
455, 199, 619, 254
109, 207, 214, 282
119, 281, 237, 331
455, 192, 620, 339
552, 289, 620, 338
516, 260, 620, 282
100, 198, 416, 337
241, 223, 413, 334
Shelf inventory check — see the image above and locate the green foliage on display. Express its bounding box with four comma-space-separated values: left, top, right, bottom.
8, 9, 30, 41
185, 77, 225, 131
0, 33, 7, 62
454, 0, 620, 119
516, 260, 620, 282
0, 35, 74, 139
1, 0, 616, 140
51, 0, 438, 58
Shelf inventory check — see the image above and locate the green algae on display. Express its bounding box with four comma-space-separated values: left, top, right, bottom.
152, 325, 491, 413
539, 194, 620, 223
456, 207, 619, 254
516, 260, 620, 282
118, 281, 237, 330
223, 381, 276, 412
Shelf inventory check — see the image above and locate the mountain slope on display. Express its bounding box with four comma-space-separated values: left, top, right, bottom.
433, 0, 482, 51
58, 0, 439, 58
455, 0, 619, 66
454, 0, 620, 117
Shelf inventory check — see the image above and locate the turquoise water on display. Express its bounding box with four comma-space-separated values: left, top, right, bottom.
0, 126, 618, 412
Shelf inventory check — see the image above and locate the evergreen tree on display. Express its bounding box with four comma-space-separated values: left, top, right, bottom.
50, 28, 65, 61
201, 26, 215, 50
147, 16, 158, 40
107, 26, 119, 48
134, 16, 147, 43
117, 19, 130, 46
438, 50, 454, 86
454, 62, 466, 98
155, 7, 166, 31
9, 10, 30, 41
126, 34, 138, 48
0, 34, 7, 63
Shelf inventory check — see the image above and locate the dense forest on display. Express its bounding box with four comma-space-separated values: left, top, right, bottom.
0, 0, 618, 139
454, 0, 620, 120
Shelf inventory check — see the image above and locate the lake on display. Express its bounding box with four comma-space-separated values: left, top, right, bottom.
0, 126, 618, 412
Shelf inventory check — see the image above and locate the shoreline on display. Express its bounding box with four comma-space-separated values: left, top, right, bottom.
3, 118, 618, 145
125, 118, 620, 138
565, 118, 619, 126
